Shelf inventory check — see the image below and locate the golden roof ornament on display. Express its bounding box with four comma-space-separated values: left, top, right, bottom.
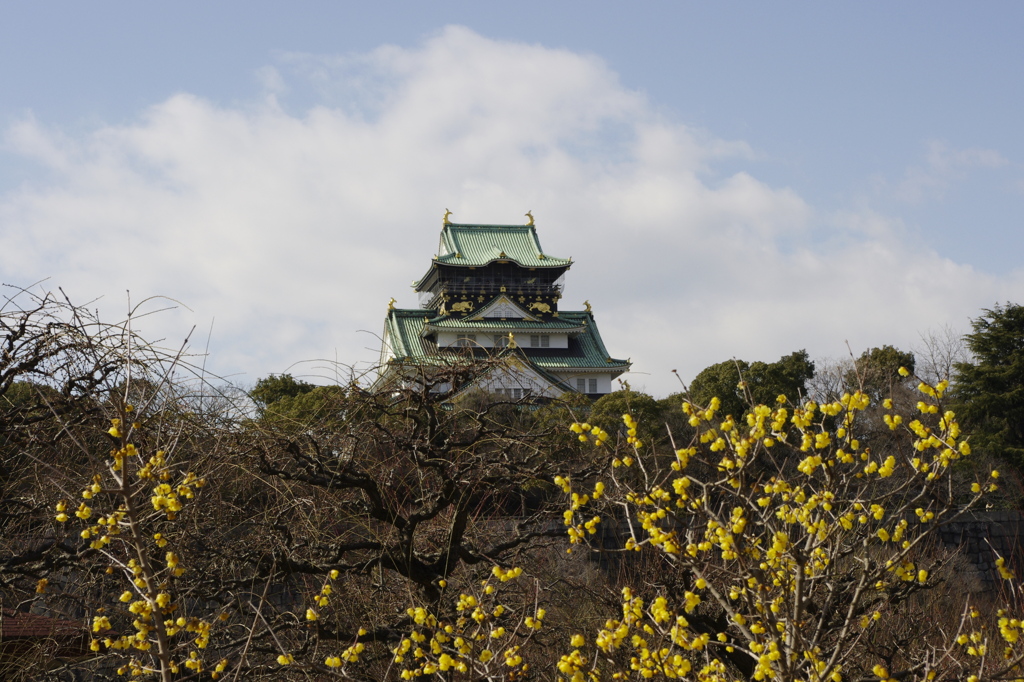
443, 208, 453, 225
584, 300, 592, 313
507, 332, 517, 349
388, 297, 396, 310
525, 210, 534, 226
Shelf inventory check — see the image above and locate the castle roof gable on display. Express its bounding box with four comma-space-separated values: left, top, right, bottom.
464, 295, 538, 321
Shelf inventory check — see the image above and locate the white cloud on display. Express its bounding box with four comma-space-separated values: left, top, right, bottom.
4, 114, 76, 172
254, 65, 288, 96
885, 139, 1009, 204
2, 25, 1022, 395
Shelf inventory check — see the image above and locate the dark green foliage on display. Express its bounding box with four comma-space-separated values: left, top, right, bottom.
748, 350, 816, 405
588, 388, 663, 444
250, 374, 317, 408
845, 345, 915, 399
249, 374, 348, 430
687, 361, 747, 420
686, 351, 815, 418
656, 390, 694, 443
261, 385, 346, 426
954, 304, 1024, 466
0, 381, 36, 409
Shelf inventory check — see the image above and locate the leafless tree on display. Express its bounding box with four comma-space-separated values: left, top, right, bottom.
914, 323, 970, 385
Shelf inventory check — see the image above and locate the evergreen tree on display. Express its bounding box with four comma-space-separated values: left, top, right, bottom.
589, 388, 663, 445
845, 345, 916, 400
954, 303, 1024, 465
684, 350, 815, 418
250, 373, 317, 408
250, 374, 346, 429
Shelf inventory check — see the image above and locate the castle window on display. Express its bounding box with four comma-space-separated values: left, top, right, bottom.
576, 378, 586, 392
486, 301, 523, 319
493, 334, 510, 348
588, 378, 597, 393
529, 335, 550, 348
456, 334, 476, 347
512, 388, 522, 399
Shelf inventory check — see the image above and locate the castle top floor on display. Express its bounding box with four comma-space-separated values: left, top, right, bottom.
413, 221, 572, 309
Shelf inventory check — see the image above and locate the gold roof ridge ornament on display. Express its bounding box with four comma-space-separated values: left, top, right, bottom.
525, 210, 534, 226
507, 332, 517, 349
443, 208, 452, 225
388, 297, 396, 310
583, 300, 592, 313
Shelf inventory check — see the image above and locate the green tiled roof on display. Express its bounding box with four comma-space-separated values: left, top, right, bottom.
382, 309, 628, 370
529, 312, 630, 370
434, 224, 571, 268
383, 309, 433, 361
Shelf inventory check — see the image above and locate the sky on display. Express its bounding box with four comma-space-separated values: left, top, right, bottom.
1, 2, 1022, 396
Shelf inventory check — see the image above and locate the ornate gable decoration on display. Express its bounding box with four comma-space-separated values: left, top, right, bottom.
447, 350, 571, 401
466, 295, 540, 322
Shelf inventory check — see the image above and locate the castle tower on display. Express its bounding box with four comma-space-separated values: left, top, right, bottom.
376, 214, 630, 398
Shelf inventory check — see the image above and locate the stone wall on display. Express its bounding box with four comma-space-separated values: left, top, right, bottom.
936, 511, 1024, 590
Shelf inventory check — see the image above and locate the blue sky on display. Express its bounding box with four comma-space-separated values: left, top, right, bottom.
2, 2, 1022, 395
